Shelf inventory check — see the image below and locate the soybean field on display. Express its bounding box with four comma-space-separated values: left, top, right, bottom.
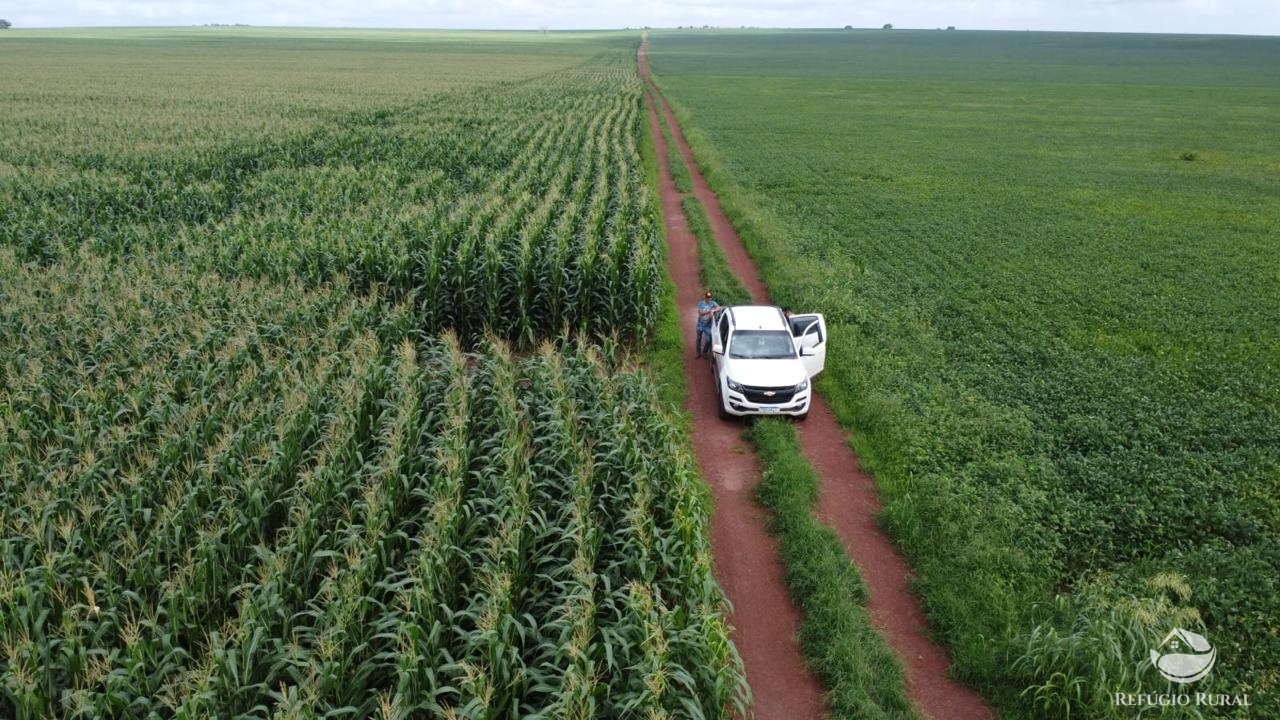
0, 30, 746, 718
647, 29, 1280, 719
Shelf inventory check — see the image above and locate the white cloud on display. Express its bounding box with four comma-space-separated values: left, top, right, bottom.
5, 0, 1278, 34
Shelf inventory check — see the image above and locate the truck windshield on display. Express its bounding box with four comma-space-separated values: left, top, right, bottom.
728, 330, 796, 360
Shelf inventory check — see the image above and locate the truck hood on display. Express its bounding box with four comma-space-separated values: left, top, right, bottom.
725, 358, 807, 388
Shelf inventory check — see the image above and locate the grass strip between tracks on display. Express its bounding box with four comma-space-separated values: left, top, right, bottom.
682, 195, 752, 307
747, 418, 921, 720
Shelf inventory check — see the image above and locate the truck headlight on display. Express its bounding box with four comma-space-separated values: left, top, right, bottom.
795, 378, 809, 392
726, 378, 744, 393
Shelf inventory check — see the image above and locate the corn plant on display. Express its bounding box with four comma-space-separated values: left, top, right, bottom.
1, 246, 746, 716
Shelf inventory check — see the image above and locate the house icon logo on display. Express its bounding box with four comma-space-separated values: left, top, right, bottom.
1150, 628, 1217, 684
1116, 626, 1247, 707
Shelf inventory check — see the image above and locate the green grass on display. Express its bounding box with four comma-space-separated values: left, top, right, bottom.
747, 419, 919, 720
649, 29, 1280, 717
682, 195, 752, 307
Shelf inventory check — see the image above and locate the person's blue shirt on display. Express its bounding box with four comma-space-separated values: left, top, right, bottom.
697, 298, 719, 328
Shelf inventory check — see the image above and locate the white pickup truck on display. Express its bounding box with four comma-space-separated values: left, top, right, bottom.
709, 305, 827, 420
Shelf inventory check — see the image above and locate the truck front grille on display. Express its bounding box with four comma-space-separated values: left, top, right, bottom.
742, 385, 796, 404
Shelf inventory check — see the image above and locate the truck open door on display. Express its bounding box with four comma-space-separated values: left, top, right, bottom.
789, 313, 826, 378
711, 312, 729, 355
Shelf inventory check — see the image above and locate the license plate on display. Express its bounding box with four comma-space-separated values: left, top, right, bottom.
759, 407, 779, 413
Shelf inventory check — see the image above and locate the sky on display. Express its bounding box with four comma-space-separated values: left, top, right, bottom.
3, 0, 1278, 36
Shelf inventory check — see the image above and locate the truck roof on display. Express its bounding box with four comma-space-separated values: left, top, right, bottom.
727, 305, 788, 331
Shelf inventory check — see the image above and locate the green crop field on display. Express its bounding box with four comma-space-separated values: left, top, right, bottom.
648, 29, 1280, 718
0, 30, 746, 717
2, 29, 662, 343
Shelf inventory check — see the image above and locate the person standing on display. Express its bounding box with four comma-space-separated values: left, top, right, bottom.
696, 290, 719, 358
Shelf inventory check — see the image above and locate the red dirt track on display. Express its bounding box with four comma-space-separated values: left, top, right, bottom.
639, 38, 995, 720
641, 44, 827, 720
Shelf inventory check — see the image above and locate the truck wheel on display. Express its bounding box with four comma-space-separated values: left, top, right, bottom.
716, 384, 732, 421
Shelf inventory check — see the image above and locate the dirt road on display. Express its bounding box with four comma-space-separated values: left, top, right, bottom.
641, 42, 828, 720
639, 37, 994, 720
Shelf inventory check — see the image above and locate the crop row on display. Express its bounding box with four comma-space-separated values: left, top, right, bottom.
0, 248, 746, 718
0, 49, 662, 343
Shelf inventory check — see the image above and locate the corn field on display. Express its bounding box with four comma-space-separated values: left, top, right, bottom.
0, 248, 746, 718
0, 37, 661, 343
1, 31, 747, 719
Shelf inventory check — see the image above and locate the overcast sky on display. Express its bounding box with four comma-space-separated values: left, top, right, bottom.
4, 0, 1278, 35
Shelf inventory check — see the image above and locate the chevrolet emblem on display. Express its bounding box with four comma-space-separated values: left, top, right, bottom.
763, 391, 776, 397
